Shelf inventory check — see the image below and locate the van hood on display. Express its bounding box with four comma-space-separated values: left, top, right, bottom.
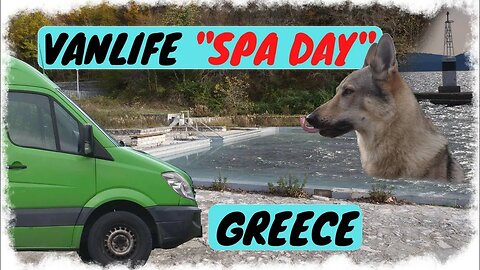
129, 147, 194, 184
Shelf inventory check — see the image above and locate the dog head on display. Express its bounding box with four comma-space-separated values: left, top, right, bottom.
305, 33, 400, 137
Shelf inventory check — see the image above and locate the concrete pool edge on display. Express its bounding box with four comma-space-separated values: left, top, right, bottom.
145, 127, 279, 160
192, 179, 471, 208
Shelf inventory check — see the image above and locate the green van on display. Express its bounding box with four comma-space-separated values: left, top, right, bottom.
4, 57, 202, 266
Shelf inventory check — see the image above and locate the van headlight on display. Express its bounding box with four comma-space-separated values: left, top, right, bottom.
162, 172, 195, 200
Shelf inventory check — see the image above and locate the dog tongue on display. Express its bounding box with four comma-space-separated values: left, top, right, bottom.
300, 117, 319, 133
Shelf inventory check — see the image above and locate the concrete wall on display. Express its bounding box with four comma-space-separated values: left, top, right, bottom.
56, 80, 104, 99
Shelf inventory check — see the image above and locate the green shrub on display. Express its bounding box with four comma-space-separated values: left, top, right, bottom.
211, 172, 228, 192
214, 76, 253, 116
368, 183, 395, 203
268, 174, 308, 198
176, 79, 222, 115
253, 86, 336, 115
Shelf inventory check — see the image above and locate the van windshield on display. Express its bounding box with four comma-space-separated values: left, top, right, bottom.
56, 90, 120, 147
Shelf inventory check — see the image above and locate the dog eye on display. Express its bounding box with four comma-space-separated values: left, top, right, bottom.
342, 88, 354, 96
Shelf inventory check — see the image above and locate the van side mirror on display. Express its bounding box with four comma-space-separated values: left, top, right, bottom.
79, 125, 94, 156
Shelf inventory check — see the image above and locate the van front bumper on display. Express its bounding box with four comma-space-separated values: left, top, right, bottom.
146, 206, 202, 249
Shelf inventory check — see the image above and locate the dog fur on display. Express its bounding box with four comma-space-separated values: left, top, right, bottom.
306, 33, 465, 182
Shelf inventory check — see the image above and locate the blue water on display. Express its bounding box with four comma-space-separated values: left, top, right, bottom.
166, 71, 476, 206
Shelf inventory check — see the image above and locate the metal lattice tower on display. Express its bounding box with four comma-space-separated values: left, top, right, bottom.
443, 11, 455, 56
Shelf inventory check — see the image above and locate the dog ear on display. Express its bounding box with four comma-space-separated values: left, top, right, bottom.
363, 43, 378, 67
370, 33, 398, 81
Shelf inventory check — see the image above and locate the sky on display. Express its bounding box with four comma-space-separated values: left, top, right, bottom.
418, 8, 473, 54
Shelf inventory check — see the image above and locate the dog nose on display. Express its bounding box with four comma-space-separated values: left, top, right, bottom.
306, 114, 318, 127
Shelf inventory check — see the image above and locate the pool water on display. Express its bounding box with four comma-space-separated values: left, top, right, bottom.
168, 125, 474, 205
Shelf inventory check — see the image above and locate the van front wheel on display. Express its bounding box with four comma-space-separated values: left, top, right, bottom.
77, 245, 92, 263
87, 211, 152, 267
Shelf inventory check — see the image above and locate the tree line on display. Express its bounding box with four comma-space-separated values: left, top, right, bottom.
7, 1, 431, 116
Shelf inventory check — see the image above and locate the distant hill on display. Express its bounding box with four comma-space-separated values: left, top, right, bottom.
399, 52, 472, 72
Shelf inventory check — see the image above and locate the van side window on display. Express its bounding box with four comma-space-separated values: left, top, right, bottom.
7, 92, 56, 150
53, 102, 81, 154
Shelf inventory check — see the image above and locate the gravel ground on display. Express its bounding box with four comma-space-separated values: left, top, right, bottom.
16, 189, 476, 267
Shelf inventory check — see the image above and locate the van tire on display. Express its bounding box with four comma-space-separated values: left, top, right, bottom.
77, 245, 92, 263
87, 211, 152, 267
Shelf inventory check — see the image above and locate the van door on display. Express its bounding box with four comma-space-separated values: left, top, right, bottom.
6, 91, 96, 249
